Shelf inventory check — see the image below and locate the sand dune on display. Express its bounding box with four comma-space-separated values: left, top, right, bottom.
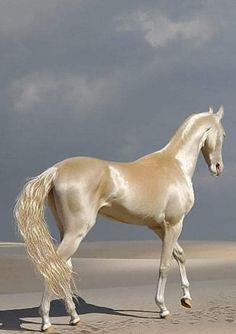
0, 241, 236, 333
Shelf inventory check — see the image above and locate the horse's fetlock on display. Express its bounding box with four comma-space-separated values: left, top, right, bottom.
155, 295, 164, 306
182, 282, 190, 289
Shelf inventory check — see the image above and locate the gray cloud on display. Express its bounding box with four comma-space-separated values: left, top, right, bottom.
0, 1, 86, 39
9, 72, 123, 114
116, 9, 216, 48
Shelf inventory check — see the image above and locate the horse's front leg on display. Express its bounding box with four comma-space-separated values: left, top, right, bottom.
155, 219, 183, 318
173, 242, 192, 308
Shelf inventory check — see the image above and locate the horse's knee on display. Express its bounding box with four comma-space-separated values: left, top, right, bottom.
159, 264, 171, 276
182, 281, 190, 289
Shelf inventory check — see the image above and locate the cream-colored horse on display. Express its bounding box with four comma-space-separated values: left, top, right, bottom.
14, 106, 225, 331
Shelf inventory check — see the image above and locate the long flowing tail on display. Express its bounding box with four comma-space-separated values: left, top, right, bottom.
14, 167, 72, 299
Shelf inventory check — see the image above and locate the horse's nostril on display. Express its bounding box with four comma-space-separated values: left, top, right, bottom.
216, 163, 221, 175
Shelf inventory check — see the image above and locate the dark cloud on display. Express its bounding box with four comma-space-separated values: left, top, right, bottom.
0, 0, 235, 241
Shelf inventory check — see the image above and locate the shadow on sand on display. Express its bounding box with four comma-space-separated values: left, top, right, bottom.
0, 296, 159, 332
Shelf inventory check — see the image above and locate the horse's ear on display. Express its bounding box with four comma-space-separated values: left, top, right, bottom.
216, 105, 224, 120
208, 106, 214, 114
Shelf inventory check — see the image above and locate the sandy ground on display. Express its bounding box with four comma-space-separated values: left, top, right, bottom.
1, 240, 236, 333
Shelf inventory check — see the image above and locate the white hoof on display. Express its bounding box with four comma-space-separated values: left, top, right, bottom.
41, 323, 52, 332
69, 317, 80, 326
160, 310, 171, 319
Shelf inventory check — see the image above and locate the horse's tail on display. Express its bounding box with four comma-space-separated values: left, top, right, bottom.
14, 166, 72, 299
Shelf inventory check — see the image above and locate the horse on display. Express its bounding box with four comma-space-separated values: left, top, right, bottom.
14, 106, 225, 331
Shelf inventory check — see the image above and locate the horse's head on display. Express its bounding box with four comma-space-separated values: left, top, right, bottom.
201, 106, 225, 176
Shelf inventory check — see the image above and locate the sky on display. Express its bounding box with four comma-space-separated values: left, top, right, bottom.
0, 0, 236, 242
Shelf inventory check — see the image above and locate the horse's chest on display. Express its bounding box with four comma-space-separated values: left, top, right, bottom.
165, 178, 194, 221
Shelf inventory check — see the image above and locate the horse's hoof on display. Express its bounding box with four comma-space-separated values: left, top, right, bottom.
69, 317, 81, 326
41, 323, 52, 332
181, 298, 192, 308
160, 311, 171, 320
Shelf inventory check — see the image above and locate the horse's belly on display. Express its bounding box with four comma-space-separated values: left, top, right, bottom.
99, 203, 160, 226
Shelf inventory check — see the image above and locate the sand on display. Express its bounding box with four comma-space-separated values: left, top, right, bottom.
0, 240, 236, 333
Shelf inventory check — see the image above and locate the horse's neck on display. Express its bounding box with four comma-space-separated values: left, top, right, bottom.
164, 115, 212, 179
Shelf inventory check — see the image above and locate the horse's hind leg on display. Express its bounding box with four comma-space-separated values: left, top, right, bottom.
40, 258, 80, 331
39, 191, 96, 330
56, 234, 82, 325
39, 283, 52, 331
40, 217, 95, 330
63, 257, 80, 326
56, 214, 97, 326
173, 242, 192, 308
39, 191, 59, 331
